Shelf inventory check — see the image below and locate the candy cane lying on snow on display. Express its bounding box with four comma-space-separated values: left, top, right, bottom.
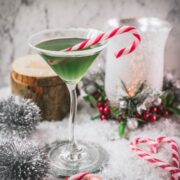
65, 172, 102, 180
64, 26, 141, 59
130, 136, 180, 180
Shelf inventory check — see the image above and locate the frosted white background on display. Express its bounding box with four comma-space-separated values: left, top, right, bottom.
0, 0, 180, 87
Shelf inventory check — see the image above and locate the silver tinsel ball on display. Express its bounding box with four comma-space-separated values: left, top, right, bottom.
119, 100, 127, 109
127, 118, 139, 130
153, 97, 162, 106
95, 77, 104, 86
0, 138, 48, 180
0, 96, 41, 138
85, 84, 97, 94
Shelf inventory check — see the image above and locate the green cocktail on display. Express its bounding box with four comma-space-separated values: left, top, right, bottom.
28, 28, 108, 177
36, 38, 99, 83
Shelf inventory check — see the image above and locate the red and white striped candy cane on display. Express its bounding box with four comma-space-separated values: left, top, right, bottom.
65, 26, 141, 59
130, 136, 180, 180
65, 172, 102, 180
65, 172, 89, 180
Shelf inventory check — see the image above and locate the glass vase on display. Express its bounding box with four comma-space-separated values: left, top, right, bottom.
105, 17, 172, 103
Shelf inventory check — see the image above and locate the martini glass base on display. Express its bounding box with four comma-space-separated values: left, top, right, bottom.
48, 140, 109, 177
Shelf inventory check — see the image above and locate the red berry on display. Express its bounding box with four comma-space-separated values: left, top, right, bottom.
143, 111, 149, 120
98, 107, 104, 114
104, 101, 109, 107
103, 107, 110, 115
152, 106, 158, 113
163, 111, 169, 117
150, 114, 157, 122
101, 115, 107, 120
94, 92, 100, 99
97, 101, 103, 108
159, 105, 165, 113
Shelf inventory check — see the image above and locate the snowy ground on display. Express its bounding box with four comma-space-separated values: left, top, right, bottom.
1, 87, 180, 180
34, 105, 180, 180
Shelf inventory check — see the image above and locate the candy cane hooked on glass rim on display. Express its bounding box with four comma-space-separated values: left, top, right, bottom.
64, 26, 141, 59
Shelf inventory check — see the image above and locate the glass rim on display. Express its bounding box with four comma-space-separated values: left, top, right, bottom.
28, 28, 108, 57
108, 17, 172, 31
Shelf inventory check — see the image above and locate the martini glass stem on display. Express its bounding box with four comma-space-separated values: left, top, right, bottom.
67, 83, 77, 144
67, 83, 82, 161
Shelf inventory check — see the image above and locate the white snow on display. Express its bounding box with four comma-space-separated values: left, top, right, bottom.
33, 103, 180, 180
1, 87, 180, 180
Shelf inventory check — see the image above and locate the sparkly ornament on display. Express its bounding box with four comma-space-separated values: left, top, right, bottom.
153, 97, 162, 106
81, 62, 105, 95
119, 100, 127, 109
0, 96, 41, 138
127, 118, 138, 130
139, 89, 162, 111
0, 138, 48, 180
95, 77, 104, 86
85, 84, 96, 95
137, 104, 147, 114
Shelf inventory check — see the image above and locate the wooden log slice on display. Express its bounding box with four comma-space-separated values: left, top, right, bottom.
11, 54, 70, 121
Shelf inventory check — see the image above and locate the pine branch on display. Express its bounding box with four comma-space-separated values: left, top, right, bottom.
121, 80, 131, 97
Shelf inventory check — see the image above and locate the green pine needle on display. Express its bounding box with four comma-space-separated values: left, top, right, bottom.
83, 95, 97, 108
118, 119, 127, 137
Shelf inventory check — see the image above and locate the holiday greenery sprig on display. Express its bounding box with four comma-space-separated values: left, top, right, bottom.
83, 73, 180, 137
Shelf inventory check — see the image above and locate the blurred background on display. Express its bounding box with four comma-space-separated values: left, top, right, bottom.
0, 0, 180, 87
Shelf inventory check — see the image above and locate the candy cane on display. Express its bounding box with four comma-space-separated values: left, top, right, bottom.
65, 172, 102, 180
65, 172, 89, 180
130, 136, 180, 180
64, 26, 141, 59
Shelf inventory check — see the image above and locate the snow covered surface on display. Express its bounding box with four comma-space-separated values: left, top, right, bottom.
1, 87, 180, 180
0, 87, 11, 99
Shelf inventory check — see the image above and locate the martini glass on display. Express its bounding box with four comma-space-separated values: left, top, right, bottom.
28, 28, 108, 177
